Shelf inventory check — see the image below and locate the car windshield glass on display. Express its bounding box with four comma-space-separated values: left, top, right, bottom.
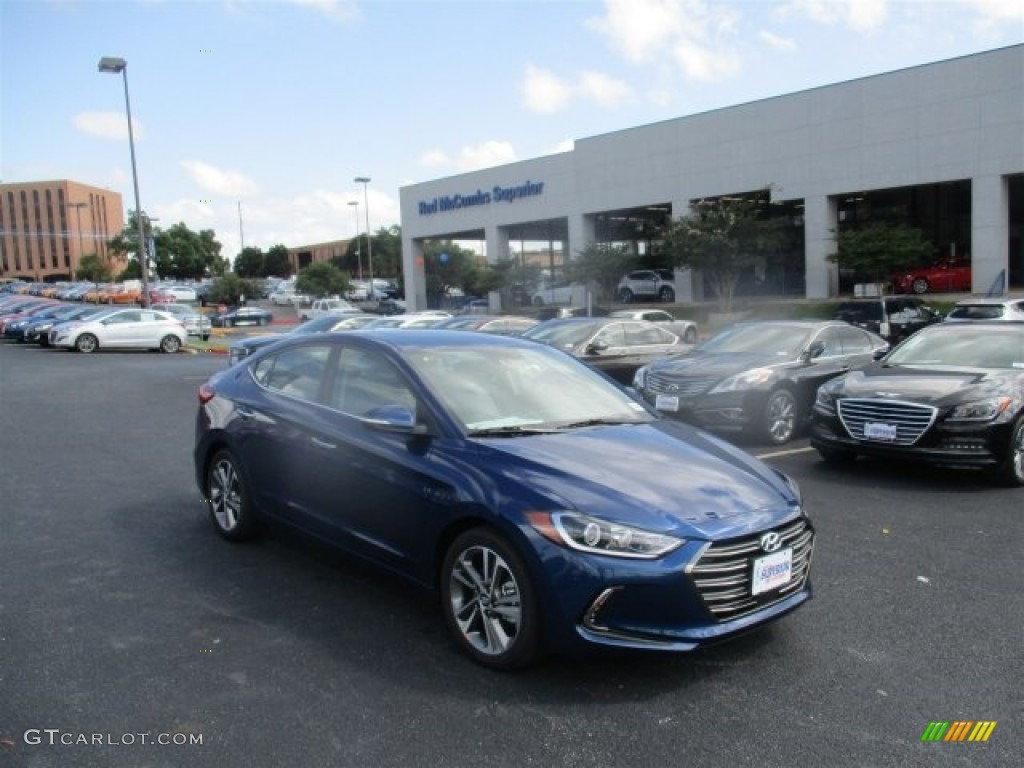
521, 321, 600, 348
885, 328, 1024, 368
948, 305, 1003, 320
403, 343, 652, 433
697, 324, 812, 356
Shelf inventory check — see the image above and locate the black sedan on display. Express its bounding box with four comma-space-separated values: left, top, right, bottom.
810, 322, 1024, 486
521, 317, 687, 384
210, 307, 274, 328
632, 320, 889, 445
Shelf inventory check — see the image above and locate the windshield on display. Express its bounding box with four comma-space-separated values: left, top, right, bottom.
886, 328, 1024, 368
521, 321, 601, 349
403, 343, 652, 432
697, 324, 812, 357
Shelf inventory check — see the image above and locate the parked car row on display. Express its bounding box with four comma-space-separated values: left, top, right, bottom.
1, 295, 188, 353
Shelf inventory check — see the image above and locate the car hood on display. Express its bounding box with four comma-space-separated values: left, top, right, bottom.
831, 364, 1021, 404
648, 350, 793, 378
473, 421, 800, 540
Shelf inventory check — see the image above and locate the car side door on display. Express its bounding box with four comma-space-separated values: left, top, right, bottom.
790, 326, 853, 400
98, 309, 141, 347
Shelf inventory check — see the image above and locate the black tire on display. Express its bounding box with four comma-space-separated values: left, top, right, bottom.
201, 334, 210, 342
256, 318, 265, 326
912, 277, 929, 294
206, 449, 258, 541
440, 528, 541, 670
658, 286, 675, 302
758, 388, 799, 445
992, 415, 1024, 487
618, 288, 634, 304
159, 335, 181, 354
75, 333, 98, 354
684, 326, 698, 344
815, 445, 857, 463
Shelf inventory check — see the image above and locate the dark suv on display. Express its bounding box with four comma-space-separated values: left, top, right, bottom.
834, 296, 942, 344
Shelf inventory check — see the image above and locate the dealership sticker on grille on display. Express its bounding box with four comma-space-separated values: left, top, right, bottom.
863, 422, 898, 441
655, 394, 680, 412
751, 548, 792, 595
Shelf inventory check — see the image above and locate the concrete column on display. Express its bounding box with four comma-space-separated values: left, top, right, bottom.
804, 195, 837, 299
485, 226, 510, 266
401, 235, 427, 311
971, 175, 1009, 294
670, 197, 700, 303
566, 213, 594, 260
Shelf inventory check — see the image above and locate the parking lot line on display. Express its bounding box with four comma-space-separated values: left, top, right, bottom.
755, 446, 817, 460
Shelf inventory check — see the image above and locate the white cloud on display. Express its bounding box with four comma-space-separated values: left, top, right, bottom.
579, 71, 632, 106
74, 111, 144, 141
287, 0, 359, 24
522, 64, 572, 113
455, 141, 518, 172
778, 0, 889, 31
587, 0, 742, 82
418, 149, 450, 168
759, 30, 797, 52
957, 0, 1024, 39
181, 160, 260, 197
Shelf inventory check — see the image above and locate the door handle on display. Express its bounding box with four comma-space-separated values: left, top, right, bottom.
236, 405, 255, 420
311, 437, 336, 450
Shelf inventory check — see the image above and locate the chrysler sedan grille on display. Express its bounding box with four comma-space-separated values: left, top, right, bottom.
646, 372, 716, 397
690, 517, 814, 622
837, 398, 937, 446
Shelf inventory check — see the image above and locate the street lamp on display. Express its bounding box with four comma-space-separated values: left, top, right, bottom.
354, 177, 374, 299
347, 200, 363, 282
98, 56, 150, 306
66, 202, 87, 281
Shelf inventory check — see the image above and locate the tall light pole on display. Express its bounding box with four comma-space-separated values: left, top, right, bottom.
354, 177, 374, 298
98, 56, 149, 306
66, 202, 87, 281
347, 200, 363, 282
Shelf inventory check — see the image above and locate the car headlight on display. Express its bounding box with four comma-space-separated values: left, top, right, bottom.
813, 381, 841, 414
947, 396, 1019, 423
709, 367, 774, 393
527, 511, 684, 559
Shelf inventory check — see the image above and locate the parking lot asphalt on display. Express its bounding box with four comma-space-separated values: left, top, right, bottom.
0, 343, 1020, 768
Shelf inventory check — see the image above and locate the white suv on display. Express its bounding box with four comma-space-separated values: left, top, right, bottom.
617, 269, 676, 303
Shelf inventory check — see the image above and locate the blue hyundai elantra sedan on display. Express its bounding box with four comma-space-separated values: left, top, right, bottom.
193, 330, 815, 669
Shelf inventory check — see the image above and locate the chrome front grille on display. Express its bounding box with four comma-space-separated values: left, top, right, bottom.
646, 372, 716, 397
690, 517, 814, 622
837, 398, 937, 446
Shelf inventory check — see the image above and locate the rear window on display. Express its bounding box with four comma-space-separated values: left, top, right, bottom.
835, 302, 882, 322
948, 305, 1004, 320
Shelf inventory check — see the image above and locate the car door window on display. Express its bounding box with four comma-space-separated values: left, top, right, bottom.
252, 344, 331, 403
810, 327, 842, 358
105, 310, 140, 324
837, 326, 874, 354
592, 323, 626, 349
625, 322, 675, 346
329, 347, 416, 417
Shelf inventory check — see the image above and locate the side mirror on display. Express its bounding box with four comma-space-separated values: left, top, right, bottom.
802, 340, 826, 361
587, 340, 609, 354
361, 405, 427, 435
872, 346, 889, 361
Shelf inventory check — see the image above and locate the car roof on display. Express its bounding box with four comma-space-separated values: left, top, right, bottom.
952, 297, 1021, 306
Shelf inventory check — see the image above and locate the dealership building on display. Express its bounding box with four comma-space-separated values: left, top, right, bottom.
399, 45, 1023, 309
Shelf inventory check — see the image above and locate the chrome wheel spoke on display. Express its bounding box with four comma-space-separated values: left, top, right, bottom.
449, 544, 522, 656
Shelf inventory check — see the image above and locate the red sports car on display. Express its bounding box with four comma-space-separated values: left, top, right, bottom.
891, 259, 971, 294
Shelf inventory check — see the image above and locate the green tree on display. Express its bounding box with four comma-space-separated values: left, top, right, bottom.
205, 274, 260, 306
154, 223, 225, 280
566, 243, 640, 302
295, 262, 349, 299
264, 244, 293, 277
659, 190, 782, 312
76, 254, 113, 283
234, 246, 264, 277
828, 222, 935, 291
422, 241, 483, 306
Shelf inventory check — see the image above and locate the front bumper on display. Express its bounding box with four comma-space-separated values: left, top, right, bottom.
810, 411, 1014, 469
529, 514, 815, 653
638, 387, 768, 433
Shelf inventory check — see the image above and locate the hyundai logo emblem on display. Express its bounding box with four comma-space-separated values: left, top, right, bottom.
760, 532, 782, 553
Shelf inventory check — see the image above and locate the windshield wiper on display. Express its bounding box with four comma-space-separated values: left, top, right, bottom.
468, 426, 562, 437
554, 418, 646, 430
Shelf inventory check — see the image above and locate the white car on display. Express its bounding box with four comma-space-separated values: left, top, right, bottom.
164, 285, 198, 303
297, 297, 361, 322
609, 309, 698, 344
49, 308, 187, 354
151, 303, 212, 340
531, 282, 577, 306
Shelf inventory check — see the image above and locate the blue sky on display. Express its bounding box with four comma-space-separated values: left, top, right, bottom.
2, 0, 1022, 262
